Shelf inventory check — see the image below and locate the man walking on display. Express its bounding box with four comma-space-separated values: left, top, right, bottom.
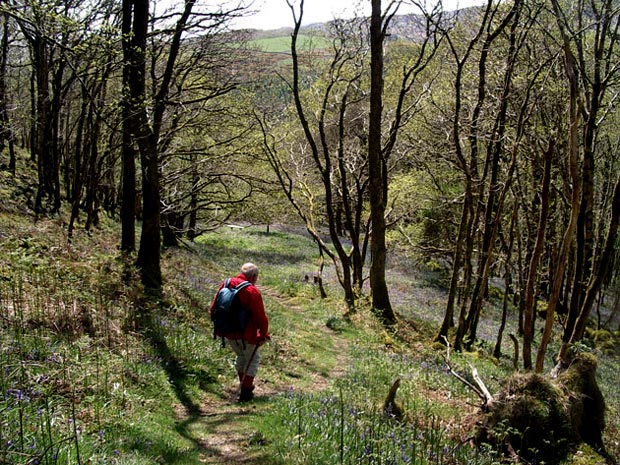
211, 263, 270, 402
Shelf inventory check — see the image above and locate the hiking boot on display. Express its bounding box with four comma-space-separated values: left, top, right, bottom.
238, 387, 254, 402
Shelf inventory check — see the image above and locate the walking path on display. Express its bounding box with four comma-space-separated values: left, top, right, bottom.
186, 290, 350, 464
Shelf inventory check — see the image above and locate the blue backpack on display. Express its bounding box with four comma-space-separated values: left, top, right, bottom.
211, 278, 252, 343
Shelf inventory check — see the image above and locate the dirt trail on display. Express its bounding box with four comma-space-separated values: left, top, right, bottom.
192, 290, 349, 465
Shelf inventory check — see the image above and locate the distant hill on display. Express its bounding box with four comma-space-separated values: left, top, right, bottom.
239, 6, 482, 44
229, 6, 482, 73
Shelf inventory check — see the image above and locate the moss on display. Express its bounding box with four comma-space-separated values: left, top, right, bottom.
475, 372, 577, 465
558, 352, 606, 451
570, 443, 608, 465
601, 341, 620, 356
591, 330, 612, 342
474, 350, 610, 464
558, 352, 598, 390
584, 329, 620, 355
487, 285, 504, 301
431, 341, 446, 351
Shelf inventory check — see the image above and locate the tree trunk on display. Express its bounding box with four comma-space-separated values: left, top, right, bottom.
443, 1, 491, 351
121, 0, 137, 253
136, 131, 162, 293
49, 44, 66, 214
68, 85, 89, 239
570, 174, 620, 343
84, 98, 102, 231
187, 162, 199, 239
128, 0, 162, 294
494, 202, 517, 359
563, 0, 611, 348
28, 68, 35, 162
32, 36, 54, 213
0, 13, 15, 174
535, 40, 581, 373
435, 188, 470, 343
368, 0, 394, 324
162, 211, 180, 248
453, 202, 476, 352
463, 1, 520, 349
523, 140, 553, 370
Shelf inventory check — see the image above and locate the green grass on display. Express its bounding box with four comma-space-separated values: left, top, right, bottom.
246, 336, 506, 465
0, 198, 618, 465
259, 391, 499, 465
247, 34, 332, 53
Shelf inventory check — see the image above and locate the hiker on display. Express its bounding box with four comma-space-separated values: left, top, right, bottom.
210, 263, 270, 402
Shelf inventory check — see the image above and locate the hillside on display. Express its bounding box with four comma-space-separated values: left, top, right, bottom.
240, 6, 484, 43
1, 156, 619, 464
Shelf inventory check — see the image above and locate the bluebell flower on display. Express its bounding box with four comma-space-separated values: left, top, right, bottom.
8, 388, 30, 402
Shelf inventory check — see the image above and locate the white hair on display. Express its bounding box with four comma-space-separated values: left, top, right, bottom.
241, 263, 259, 280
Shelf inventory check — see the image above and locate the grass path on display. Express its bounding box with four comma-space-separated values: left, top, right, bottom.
188, 288, 350, 464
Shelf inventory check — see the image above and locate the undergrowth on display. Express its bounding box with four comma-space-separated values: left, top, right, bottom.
0, 188, 618, 464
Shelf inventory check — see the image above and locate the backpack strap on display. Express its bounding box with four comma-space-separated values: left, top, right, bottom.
224, 278, 252, 291
235, 280, 252, 291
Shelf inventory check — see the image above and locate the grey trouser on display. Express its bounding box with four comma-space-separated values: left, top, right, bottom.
226, 339, 260, 377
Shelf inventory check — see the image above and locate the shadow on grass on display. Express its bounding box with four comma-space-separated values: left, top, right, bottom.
197, 241, 310, 270
129, 291, 288, 464
140, 308, 203, 416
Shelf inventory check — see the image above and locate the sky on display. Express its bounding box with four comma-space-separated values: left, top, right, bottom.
232, 0, 484, 30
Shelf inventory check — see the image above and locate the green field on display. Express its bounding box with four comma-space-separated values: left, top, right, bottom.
247, 33, 332, 53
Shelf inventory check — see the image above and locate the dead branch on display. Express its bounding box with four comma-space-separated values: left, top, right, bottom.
471, 365, 494, 405
441, 336, 494, 408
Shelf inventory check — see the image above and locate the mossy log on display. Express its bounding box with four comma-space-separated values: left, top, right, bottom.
473, 352, 613, 465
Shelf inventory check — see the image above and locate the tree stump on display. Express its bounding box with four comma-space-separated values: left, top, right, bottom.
473, 351, 609, 464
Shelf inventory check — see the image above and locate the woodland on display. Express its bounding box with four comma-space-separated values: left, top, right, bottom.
1, 0, 620, 463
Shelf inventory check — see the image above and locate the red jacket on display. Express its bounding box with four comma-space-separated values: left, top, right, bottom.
210, 273, 270, 345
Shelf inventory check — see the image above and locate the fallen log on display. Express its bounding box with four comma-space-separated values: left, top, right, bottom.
443, 341, 615, 464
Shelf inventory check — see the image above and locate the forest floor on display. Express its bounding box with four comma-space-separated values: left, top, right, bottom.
1, 159, 619, 465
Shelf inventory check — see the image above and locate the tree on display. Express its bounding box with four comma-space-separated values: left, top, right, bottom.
122, 0, 250, 292
369, 0, 444, 324
544, 0, 620, 371
368, 0, 394, 323
2, 0, 120, 218
157, 31, 253, 245
67, 5, 120, 239
433, 2, 493, 347
270, 0, 443, 316
0, 12, 16, 173
267, 4, 370, 309
522, 140, 554, 370
122, 0, 161, 292
121, 0, 138, 254
460, 0, 524, 349
433, 0, 520, 350
8, 0, 65, 213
